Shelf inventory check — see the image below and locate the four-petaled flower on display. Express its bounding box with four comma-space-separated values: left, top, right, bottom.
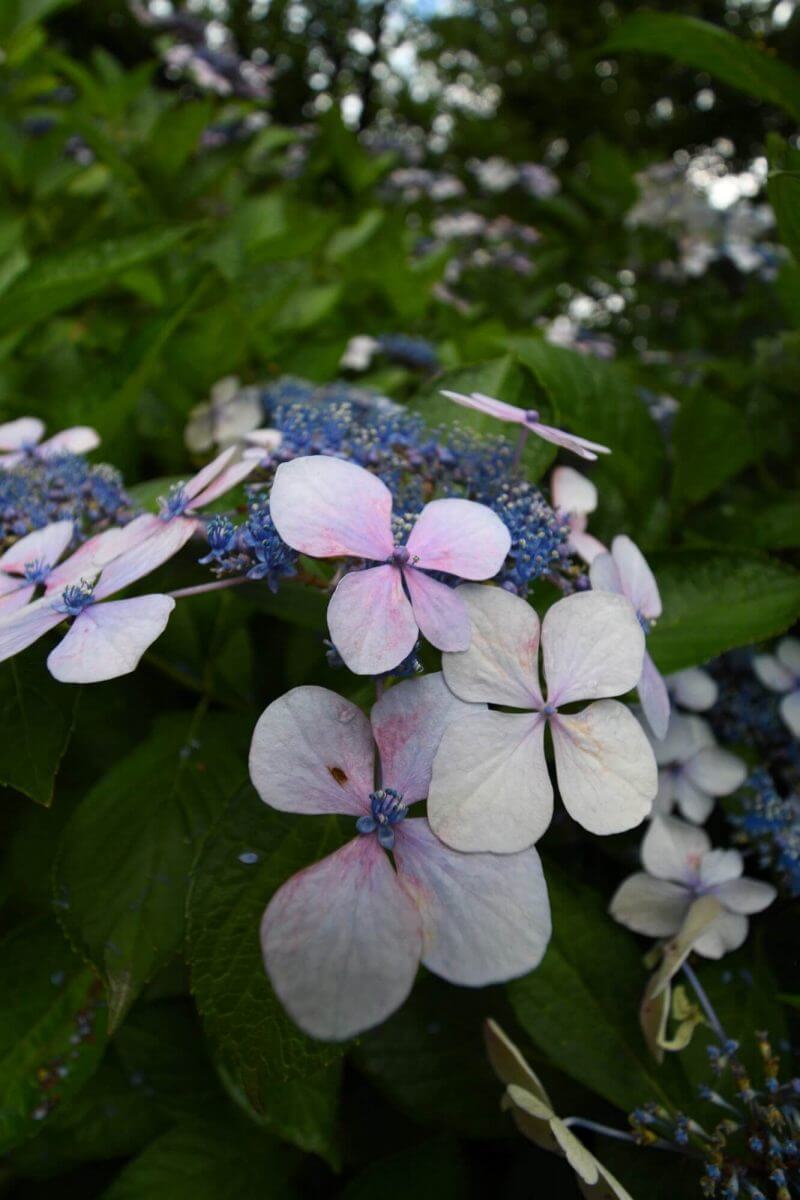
752, 637, 800, 738
440, 390, 611, 461
649, 711, 746, 824
427, 585, 656, 852
269, 455, 511, 674
250, 673, 551, 1041
550, 466, 606, 563
0, 417, 100, 468
590, 535, 670, 739
610, 815, 776, 958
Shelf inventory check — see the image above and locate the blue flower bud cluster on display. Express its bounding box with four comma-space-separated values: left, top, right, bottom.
729, 769, 800, 899
200, 505, 297, 593
0, 453, 136, 550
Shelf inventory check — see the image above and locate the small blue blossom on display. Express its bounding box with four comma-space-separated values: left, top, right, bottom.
57, 580, 95, 616
356, 788, 408, 850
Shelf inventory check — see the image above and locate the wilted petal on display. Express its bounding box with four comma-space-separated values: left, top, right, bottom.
716, 876, 776, 914
0, 416, 44, 450
403, 569, 470, 653
483, 1019, 552, 1101
551, 701, 656, 835
37, 426, 100, 457
609, 536, 661, 619
684, 747, 746, 797
780, 690, 800, 737
261, 836, 422, 1041
0, 520, 74, 575
395, 818, 551, 984
371, 671, 480, 804
531, 422, 611, 461
666, 667, 718, 712
542, 591, 644, 706
673, 775, 715, 824
551, 466, 598, 516
0, 596, 63, 661
270, 456, 394, 560
777, 637, 800, 676
250, 685, 375, 817
639, 651, 670, 739
182, 445, 238, 500
93, 518, 197, 599
190, 457, 258, 509
642, 816, 710, 882
698, 848, 743, 888
752, 652, 794, 693
652, 711, 714, 767
47, 595, 175, 683
327, 564, 418, 675
405, 498, 510, 579
609, 873, 690, 937
440, 389, 526, 424
693, 910, 749, 959
441, 584, 542, 708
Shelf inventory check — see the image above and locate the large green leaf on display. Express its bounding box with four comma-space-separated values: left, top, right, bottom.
671, 392, 756, 507
53, 710, 247, 1032
647, 551, 800, 672
603, 14, 800, 121
0, 646, 80, 806
341, 1139, 471, 1200
0, 918, 108, 1155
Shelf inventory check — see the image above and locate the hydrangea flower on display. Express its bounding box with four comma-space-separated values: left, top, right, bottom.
184, 376, 263, 453
610, 816, 776, 958
752, 637, 800, 737
440, 390, 611, 461
269, 455, 511, 674
0, 518, 192, 682
665, 666, 718, 712
590, 535, 670, 739
250, 673, 551, 1040
427, 585, 656, 852
550, 466, 606, 563
0, 417, 100, 468
649, 712, 746, 824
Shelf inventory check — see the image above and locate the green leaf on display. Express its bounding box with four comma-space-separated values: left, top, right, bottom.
187, 785, 344, 1097
341, 1139, 471, 1200
0, 646, 80, 806
671, 393, 756, 507
53, 710, 247, 1032
689, 494, 800, 550
507, 868, 691, 1112
603, 14, 800, 121
647, 551, 800, 672
0, 918, 108, 1155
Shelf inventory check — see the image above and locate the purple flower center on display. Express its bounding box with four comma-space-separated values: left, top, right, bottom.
524, 410, 540, 425
58, 579, 95, 617
390, 545, 410, 567
542, 703, 557, 716
356, 787, 407, 850
24, 558, 51, 585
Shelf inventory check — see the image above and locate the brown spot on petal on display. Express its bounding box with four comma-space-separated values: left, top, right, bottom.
328, 766, 348, 786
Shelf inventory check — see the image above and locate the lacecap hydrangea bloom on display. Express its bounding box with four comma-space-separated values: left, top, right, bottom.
665, 666, 718, 712
650, 711, 746, 825
0, 417, 99, 468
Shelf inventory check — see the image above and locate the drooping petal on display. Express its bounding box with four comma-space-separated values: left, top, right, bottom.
638, 651, 670, 740
608, 536, 662, 619
182, 445, 238, 500
780, 690, 800, 737
650, 711, 715, 767
45, 515, 160, 593
250, 685, 374, 817
403, 569, 470, 652
673, 775, 715, 824
0, 416, 44, 450
693, 910, 749, 959
530, 421, 611, 461
269, 456, 394, 560
93, 518, 197, 600
0, 596, 63, 662
394, 818, 551, 984
0, 520, 74, 576
370, 671, 481, 804
427, 711, 551, 853
405, 498, 510, 579
261, 836, 422, 1041
551, 466, 598, 516
698, 848, 744, 889
541, 591, 644, 707
441, 584, 542, 708
327, 564, 418, 675
46, 595, 175, 683
641, 816, 711, 883
37, 426, 100, 458
0, 581, 35, 613
588, 551, 624, 596
777, 636, 800, 677
440, 389, 526, 424
666, 667, 718, 712
568, 529, 607, 564
752, 652, 794, 693
189, 456, 258, 509
684, 747, 746, 797
551, 701, 656, 835
483, 1019, 552, 1102
609, 873, 690, 937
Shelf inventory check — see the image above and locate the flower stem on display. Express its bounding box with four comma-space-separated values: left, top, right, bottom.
168, 576, 249, 599
562, 1117, 637, 1144
682, 961, 728, 1044
510, 424, 529, 472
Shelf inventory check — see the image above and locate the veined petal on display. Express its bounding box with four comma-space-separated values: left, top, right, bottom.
0, 581, 35, 614
47, 595, 174, 683
0, 416, 44, 451
551, 466, 597, 516
551, 701, 655, 835
427, 711, 551, 853
684, 747, 746, 797
641, 816, 711, 883
440, 389, 526, 424
715, 877, 776, 915
405, 498, 510, 579
0, 520, 74, 575
182, 445, 238, 500
37, 426, 100, 458
0, 596, 64, 662
780, 690, 800, 737
327, 564, 418, 675
542, 591, 644, 706
611, 535, 661, 618
269, 456, 394, 560
752, 652, 794, 693
666, 667, 718, 712
698, 848, 743, 888
777, 636, 800, 677
45, 514, 160, 594
693, 910, 748, 960
250, 685, 374, 817
609, 873, 690, 938
370, 671, 481, 804
441, 584, 542, 708
261, 837, 422, 1041
93, 518, 197, 600
189, 456, 258, 509
394, 818, 551, 985
531, 422, 610, 460
403, 569, 470, 652
638, 651, 670, 740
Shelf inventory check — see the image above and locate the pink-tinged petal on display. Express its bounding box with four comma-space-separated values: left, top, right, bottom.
610, 535, 661, 619
542, 591, 644, 707
568, 529, 607, 564
673, 775, 715, 824
666, 667, 718, 712
698, 848, 744, 889
45, 515, 161, 593
638, 651, 670, 740
182, 445, 238, 501
641, 816, 711, 883
693, 910, 748, 960
427, 711, 551, 853
0, 417, 44, 451
270, 456, 394, 560
327, 564, 417, 676
0, 597, 64, 662
261, 836, 422, 1041
37, 426, 100, 458
440, 389, 526, 424
551, 466, 598, 516
0, 520, 74, 575
777, 636, 800, 676
551, 701, 656, 835
0, 582, 36, 614
370, 672, 481, 804
589, 551, 624, 596
394, 818, 551, 984
684, 747, 746, 797
189, 457, 258, 509
441, 584, 542, 708
47, 595, 175, 683
780, 690, 800, 738
0, 451, 25, 468
405, 498, 510, 579
715, 877, 776, 915
609, 873, 690, 938
651, 711, 715, 767
752, 652, 794, 693
249, 685, 374, 817
245, 427, 283, 450
531, 422, 610, 461
403, 569, 470, 653
93, 518, 197, 600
